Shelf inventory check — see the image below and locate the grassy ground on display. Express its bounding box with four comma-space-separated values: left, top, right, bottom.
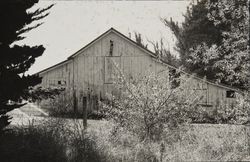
4, 108, 250, 162
83, 121, 250, 161
59, 119, 250, 161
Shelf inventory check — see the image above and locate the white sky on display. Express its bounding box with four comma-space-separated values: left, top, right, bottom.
18, 1, 190, 75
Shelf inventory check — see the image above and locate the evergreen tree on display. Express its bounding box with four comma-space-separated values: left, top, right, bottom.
163, 0, 249, 90
0, 0, 53, 131
162, 0, 224, 66
187, 0, 249, 90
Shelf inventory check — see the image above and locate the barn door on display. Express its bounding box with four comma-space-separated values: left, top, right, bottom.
195, 82, 208, 105
104, 56, 121, 84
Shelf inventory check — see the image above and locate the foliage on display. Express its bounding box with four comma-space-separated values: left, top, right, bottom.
133, 31, 179, 67
39, 92, 76, 118
0, 117, 108, 162
148, 38, 180, 67
191, 93, 250, 124
169, 124, 249, 161
163, 0, 249, 90
0, 0, 53, 131
2, 116, 249, 161
64, 119, 109, 162
0, 122, 67, 162
69, 120, 250, 161
39, 92, 104, 119
134, 32, 148, 49
26, 86, 65, 102
101, 69, 202, 141
188, 0, 249, 90
162, 0, 224, 65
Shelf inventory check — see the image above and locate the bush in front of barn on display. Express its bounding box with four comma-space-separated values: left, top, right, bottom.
101, 69, 202, 142
38, 91, 81, 118
191, 93, 250, 124
38, 91, 106, 120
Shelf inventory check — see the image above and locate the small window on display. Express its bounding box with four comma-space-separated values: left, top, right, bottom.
58, 81, 61, 85
226, 90, 236, 98
109, 40, 114, 56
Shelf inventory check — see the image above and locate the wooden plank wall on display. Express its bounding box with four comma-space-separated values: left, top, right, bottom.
39, 62, 73, 89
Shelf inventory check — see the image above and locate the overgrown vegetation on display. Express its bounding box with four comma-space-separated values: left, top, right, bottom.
0, 93, 250, 162
38, 91, 104, 119
2, 117, 249, 162
192, 94, 250, 124
39, 92, 76, 118
0, 118, 109, 162
98, 68, 250, 161
0, 122, 67, 162
101, 70, 202, 142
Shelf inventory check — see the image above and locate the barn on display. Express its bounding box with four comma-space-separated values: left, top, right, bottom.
36, 28, 239, 112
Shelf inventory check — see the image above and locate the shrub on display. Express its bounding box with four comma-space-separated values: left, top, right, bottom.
101, 69, 202, 142
0, 121, 68, 162
39, 92, 77, 118
60, 119, 110, 162
40, 92, 105, 120
26, 86, 65, 102
191, 92, 250, 124
0, 117, 109, 162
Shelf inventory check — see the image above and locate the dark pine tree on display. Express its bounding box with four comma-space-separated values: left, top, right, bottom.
162, 0, 225, 70
0, 0, 53, 131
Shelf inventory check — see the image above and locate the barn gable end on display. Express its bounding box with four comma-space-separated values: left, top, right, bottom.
37, 28, 240, 112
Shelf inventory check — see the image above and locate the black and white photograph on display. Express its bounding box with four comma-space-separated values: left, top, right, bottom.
0, 0, 249, 161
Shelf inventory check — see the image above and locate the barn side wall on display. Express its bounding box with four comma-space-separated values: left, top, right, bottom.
179, 75, 238, 106
39, 61, 73, 89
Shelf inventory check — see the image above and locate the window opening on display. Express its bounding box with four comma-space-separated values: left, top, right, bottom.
226, 90, 236, 98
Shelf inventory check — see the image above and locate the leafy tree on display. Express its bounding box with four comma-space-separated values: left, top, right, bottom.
162, 0, 224, 66
187, 0, 249, 90
0, 0, 53, 131
163, 0, 249, 90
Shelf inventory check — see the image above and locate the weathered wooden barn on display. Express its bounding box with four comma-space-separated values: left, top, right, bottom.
36, 28, 239, 112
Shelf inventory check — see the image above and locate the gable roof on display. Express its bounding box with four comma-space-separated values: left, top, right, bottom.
36, 27, 156, 75
35, 59, 70, 76
35, 28, 240, 92
67, 27, 157, 59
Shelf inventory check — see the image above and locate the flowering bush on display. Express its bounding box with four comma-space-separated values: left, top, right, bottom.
102, 69, 202, 141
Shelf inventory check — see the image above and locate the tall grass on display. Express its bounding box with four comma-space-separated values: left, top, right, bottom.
0, 122, 67, 162
1, 118, 249, 162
